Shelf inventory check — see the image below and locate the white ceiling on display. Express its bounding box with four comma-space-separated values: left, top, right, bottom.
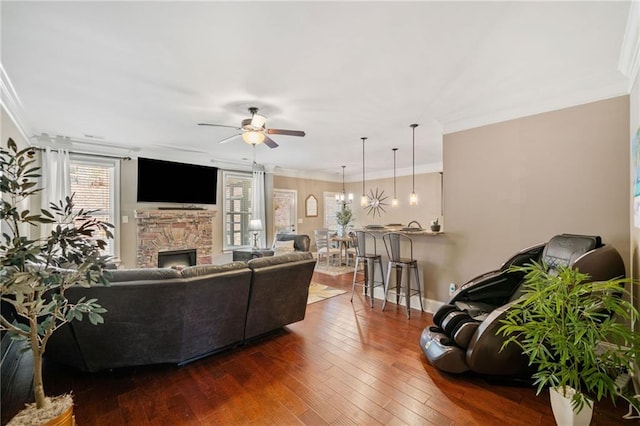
1, 1, 635, 181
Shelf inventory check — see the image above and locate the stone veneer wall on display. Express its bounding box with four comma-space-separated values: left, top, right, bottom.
135, 209, 217, 268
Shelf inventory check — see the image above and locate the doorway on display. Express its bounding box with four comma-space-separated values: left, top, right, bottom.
273, 189, 297, 235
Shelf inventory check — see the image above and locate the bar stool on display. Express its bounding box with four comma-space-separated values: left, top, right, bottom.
382, 232, 423, 318
350, 231, 385, 308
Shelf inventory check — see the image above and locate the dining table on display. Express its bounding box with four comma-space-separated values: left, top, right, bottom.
330, 235, 352, 266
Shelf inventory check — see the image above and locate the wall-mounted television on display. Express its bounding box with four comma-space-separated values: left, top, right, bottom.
137, 157, 218, 205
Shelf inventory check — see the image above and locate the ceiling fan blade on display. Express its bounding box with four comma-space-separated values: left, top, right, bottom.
198, 123, 242, 130
218, 133, 241, 144
263, 135, 279, 149
266, 129, 305, 137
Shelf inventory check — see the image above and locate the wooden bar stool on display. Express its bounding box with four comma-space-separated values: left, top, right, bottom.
350, 231, 385, 308
382, 232, 423, 318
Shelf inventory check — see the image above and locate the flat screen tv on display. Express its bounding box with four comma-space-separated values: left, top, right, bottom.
137, 157, 218, 205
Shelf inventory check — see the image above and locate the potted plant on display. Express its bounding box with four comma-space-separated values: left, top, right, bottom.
336, 205, 353, 237
498, 261, 640, 425
430, 217, 441, 232
0, 138, 113, 424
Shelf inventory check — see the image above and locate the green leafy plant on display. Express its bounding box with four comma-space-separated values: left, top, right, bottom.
0, 138, 113, 412
498, 261, 640, 413
336, 206, 353, 227
431, 217, 439, 226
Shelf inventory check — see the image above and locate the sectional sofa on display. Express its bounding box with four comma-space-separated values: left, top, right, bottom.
46, 252, 316, 372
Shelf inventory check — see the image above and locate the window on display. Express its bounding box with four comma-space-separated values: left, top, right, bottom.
323, 192, 339, 229
223, 171, 253, 250
69, 155, 120, 258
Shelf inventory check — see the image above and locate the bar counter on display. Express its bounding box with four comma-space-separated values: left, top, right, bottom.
351, 225, 450, 312
355, 224, 443, 235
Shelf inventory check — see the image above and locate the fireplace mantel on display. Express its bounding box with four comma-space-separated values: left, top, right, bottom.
135, 209, 217, 268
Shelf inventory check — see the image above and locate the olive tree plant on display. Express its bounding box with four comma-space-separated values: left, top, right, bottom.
0, 138, 113, 412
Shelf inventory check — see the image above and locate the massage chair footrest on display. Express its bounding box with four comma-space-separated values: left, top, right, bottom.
420, 327, 469, 374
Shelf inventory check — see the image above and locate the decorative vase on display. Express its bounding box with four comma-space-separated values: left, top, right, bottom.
430, 224, 441, 232
549, 387, 593, 426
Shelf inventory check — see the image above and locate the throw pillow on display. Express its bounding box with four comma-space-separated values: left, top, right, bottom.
273, 240, 295, 256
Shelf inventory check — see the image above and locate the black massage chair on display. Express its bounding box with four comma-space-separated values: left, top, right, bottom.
420, 234, 626, 375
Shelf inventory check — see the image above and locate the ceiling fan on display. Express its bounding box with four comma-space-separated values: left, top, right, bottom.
198, 107, 305, 148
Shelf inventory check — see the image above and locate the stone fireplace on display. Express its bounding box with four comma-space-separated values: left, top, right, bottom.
135, 209, 217, 268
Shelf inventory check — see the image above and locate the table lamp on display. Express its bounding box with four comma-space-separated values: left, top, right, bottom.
248, 219, 263, 250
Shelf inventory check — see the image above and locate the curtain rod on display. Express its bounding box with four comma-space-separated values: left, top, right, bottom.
34, 146, 132, 161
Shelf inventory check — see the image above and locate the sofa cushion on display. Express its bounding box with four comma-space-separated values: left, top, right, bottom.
106, 268, 181, 283
273, 233, 311, 252
181, 262, 248, 279
273, 240, 295, 256
248, 251, 313, 269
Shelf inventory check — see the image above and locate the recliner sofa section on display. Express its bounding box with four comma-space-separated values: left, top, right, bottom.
46, 252, 316, 372
245, 252, 316, 340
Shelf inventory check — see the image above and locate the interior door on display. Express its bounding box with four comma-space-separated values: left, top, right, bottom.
273, 189, 297, 235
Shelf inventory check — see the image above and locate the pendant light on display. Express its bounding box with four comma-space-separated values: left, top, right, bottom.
335, 165, 353, 205
409, 124, 418, 205
392, 148, 399, 207
360, 137, 368, 206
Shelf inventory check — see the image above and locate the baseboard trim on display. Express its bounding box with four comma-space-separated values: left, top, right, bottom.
369, 287, 445, 314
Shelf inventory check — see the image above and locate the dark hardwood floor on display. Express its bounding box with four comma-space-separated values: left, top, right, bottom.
1, 270, 635, 425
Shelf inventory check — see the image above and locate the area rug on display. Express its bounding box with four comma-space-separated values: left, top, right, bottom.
314, 262, 356, 276
307, 282, 347, 304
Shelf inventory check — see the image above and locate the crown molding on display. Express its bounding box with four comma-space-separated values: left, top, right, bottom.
441, 87, 628, 135
273, 167, 338, 182
363, 163, 443, 181
273, 162, 444, 183
619, 1, 640, 88
0, 62, 31, 143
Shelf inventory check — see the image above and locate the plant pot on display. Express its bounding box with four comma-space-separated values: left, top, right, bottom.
9, 395, 75, 426
44, 404, 75, 426
430, 225, 441, 232
549, 387, 593, 426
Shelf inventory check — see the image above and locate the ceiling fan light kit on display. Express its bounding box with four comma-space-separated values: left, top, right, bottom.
242, 131, 265, 145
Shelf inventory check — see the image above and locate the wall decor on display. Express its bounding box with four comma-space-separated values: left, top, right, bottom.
365, 187, 389, 218
305, 194, 318, 217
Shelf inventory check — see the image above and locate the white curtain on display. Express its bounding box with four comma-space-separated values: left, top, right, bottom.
252, 163, 266, 248
40, 147, 71, 237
